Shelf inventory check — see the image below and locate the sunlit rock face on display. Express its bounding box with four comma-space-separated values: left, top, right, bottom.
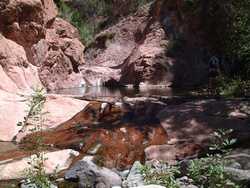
0, 90, 27, 142
0, 0, 88, 143
0, 35, 42, 93
14, 94, 89, 142
0, 0, 85, 91
0, 0, 56, 61
0, 149, 79, 180
32, 18, 85, 91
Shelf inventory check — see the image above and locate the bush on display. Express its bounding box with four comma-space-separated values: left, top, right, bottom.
209, 129, 237, 154
25, 153, 51, 188
16, 88, 52, 187
187, 156, 239, 188
140, 163, 181, 188
57, 0, 95, 45
217, 76, 250, 97
188, 129, 239, 188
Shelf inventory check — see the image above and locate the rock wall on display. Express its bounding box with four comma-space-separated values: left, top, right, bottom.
83, 0, 210, 88
0, 0, 85, 91
0, 0, 88, 142
0, 34, 41, 93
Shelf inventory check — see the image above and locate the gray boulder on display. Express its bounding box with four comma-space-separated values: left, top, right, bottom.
177, 176, 198, 188
225, 167, 250, 184
65, 156, 122, 188
134, 185, 165, 188
224, 149, 250, 185
122, 161, 145, 187
20, 181, 57, 188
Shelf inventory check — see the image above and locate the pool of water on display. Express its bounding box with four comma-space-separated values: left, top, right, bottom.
50, 86, 173, 98
0, 142, 18, 154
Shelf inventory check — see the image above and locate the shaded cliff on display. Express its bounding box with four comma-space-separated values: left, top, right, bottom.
82, 0, 215, 88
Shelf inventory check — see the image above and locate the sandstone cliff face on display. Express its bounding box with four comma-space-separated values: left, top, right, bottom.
83, 0, 209, 87
0, 0, 87, 142
0, 0, 85, 91
0, 34, 41, 93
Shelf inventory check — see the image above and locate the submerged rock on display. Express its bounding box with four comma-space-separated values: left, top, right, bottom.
65, 156, 122, 188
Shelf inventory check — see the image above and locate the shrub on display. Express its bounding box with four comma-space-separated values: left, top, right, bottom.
188, 129, 239, 188
217, 76, 250, 97
209, 129, 237, 154
18, 88, 52, 188
140, 163, 180, 188
187, 156, 239, 188
57, 0, 95, 45
139, 129, 241, 188
25, 153, 51, 188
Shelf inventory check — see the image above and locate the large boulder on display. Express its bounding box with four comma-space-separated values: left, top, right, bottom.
14, 94, 89, 142
0, 149, 79, 180
224, 149, 250, 185
79, 65, 121, 86
0, 90, 27, 141
122, 161, 145, 187
158, 100, 250, 143
65, 156, 122, 188
145, 143, 202, 165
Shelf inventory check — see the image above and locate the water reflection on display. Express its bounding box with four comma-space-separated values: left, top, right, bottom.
52, 86, 173, 98
0, 142, 17, 154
